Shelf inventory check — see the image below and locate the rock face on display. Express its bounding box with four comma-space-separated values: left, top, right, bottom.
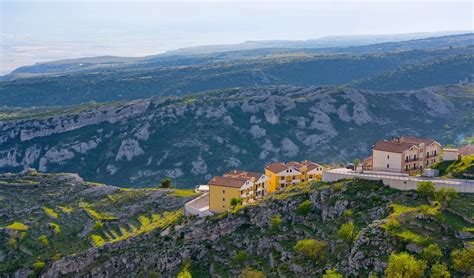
0, 85, 472, 187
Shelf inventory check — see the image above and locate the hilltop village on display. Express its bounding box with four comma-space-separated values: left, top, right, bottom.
186, 135, 473, 216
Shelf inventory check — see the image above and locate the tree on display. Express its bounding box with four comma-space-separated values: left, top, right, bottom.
385, 252, 426, 278
296, 200, 312, 216
337, 221, 358, 247
230, 197, 243, 208
177, 258, 192, 278
435, 188, 458, 208
416, 181, 436, 201
421, 244, 443, 264
159, 178, 173, 188
269, 215, 282, 229
37, 235, 49, 246
293, 239, 327, 262
451, 248, 474, 274
429, 263, 451, 278
234, 250, 248, 265
353, 159, 361, 172
322, 269, 343, 278
238, 267, 266, 278
342, 209, 353, 219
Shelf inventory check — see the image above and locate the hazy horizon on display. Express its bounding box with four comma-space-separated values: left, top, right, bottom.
1, 0, 473, 75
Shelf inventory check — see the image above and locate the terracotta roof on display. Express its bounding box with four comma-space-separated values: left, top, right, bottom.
459, 145, 474, 156
223, 170, 262, 181
207, 176, 248, 188
361, 156, 373, 165
299, 160, 322, 171
398, 136, 436, 145
373, 141, 417, 153
265, 162, 288, 174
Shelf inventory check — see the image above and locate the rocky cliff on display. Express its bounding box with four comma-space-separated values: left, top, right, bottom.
0, 85, 473, 187
2, 173, 472, 277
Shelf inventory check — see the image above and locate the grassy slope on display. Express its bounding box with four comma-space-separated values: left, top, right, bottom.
432, 155, 474, 178
27, 178, 474, 277
0, 172, 197, 274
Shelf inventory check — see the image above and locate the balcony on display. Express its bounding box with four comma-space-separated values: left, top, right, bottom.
405, 157, 419, 162
426, 153, 438, 159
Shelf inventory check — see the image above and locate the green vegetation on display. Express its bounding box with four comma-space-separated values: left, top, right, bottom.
337, 221, 359, 246
231, 198, 244, 209
293, 239, 327, 262
43, 207, 59, 219
269, 215, 282, 228
5, 222, 29, 231
238, 267, 266, 278
432, 155, 474, 179
417, 181, 436, 200
322, 269, 343, 278
233, 250, 248, 265
48, 222, 61, 234
90, 210, 182, 246
37, 235, 49, 246
296, 200, 312, 216
429, 263, 451, 278
159, 178, 173, 188
169, 189, 197, 197
421, 244, 443, 264
450, 248, 474, 273
79, 202, 119, 220
385, 252, 426, 278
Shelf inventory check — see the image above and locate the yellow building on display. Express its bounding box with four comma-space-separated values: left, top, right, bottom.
223, 170, 268, 199
264, 160, 323, 193
208, 176, 254, 213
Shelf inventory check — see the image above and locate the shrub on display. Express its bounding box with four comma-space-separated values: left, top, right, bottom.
43, 207, 59, 219
234, 250, 248, 265
38, 235, 49, 246
417, 182, 436, 201
337, 221, 358, 246
343, 209, 353, 219
269, 215, 282, 228
48, 223, 61, 234
323, 268, 343, 278
429, 263, 451, 278
293, 239, 327, 262
91, 234, 106, 247
296, 200, 312, 216
159, 178, 173, 188
231, 198, 243, 208
435, 188, 458, 208
58, 206, 73, 214
451, 248, 474, 273
177, 258, 192, 278
33, 261, 45, 271
385, 252, 426, 278
421, 244, 442, 264
93, 221, 104, 230
5, 222, 29, 231
238, 267, 266, 278
7, 238, 17, 248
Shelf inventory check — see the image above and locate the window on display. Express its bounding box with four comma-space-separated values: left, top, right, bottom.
222, 198, 225, 201
387, 155, 390, 159
222, 190, 225, 193
387, 164, 390, 168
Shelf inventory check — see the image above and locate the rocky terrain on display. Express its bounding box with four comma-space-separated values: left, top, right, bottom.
1, 172, 473, 277
0, 85, 473, 187
0, 170, 197, 275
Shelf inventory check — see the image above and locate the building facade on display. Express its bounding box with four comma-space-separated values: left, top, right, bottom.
265, 160, 323, 192
372, 136, 441, 173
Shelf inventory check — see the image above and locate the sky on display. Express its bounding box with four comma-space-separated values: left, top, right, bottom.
0, 0, 473, 75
